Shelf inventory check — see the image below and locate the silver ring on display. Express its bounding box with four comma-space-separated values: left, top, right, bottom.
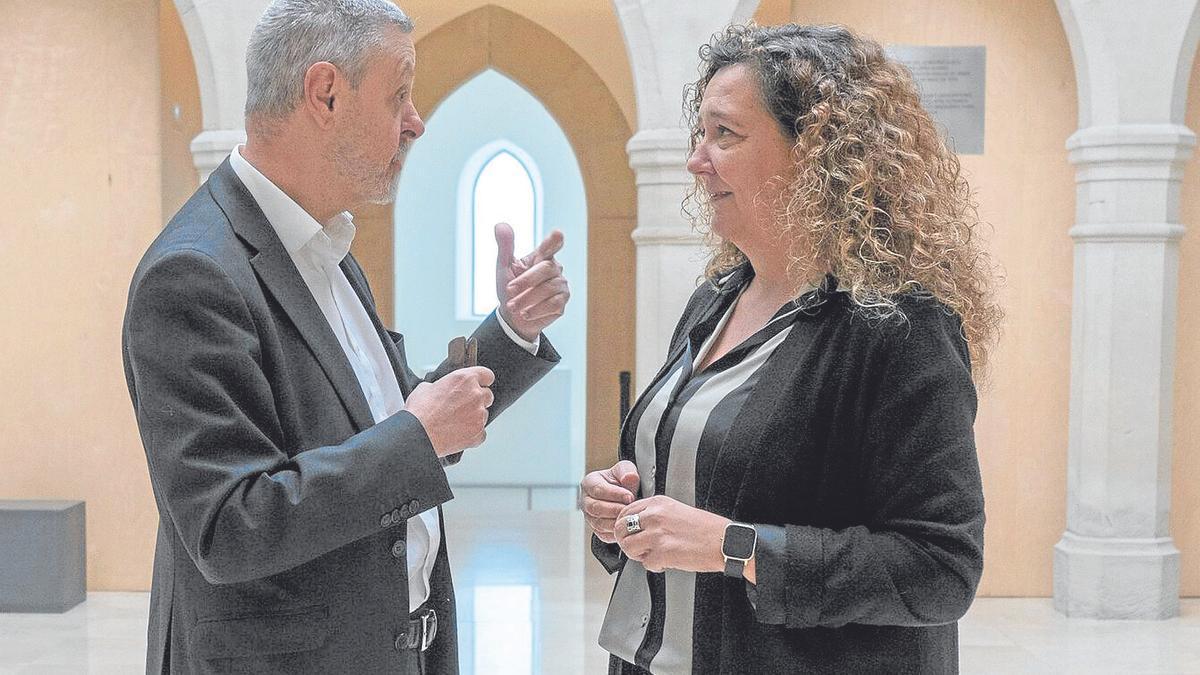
625, 513, 642, 534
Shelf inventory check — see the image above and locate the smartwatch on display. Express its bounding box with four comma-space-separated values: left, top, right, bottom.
721, 522, 757, 578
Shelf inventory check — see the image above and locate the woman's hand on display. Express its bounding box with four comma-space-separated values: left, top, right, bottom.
614, 495, 730, 574
581, 460, 641, 543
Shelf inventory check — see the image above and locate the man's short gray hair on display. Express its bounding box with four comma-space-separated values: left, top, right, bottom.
245, 0, 413, 120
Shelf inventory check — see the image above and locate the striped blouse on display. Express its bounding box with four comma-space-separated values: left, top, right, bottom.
598, 284, 807, 674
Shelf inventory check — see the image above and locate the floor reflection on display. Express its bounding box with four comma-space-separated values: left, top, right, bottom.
2, 508, 1199, 673
472, 585, 534, 674
440, 504, 610, 675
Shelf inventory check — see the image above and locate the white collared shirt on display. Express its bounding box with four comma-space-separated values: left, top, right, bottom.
230, 146, 537, 611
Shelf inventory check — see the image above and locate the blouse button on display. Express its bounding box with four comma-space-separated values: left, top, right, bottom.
640, 614, 649, 627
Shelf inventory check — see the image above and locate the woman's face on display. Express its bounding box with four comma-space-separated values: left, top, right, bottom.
686, 63, 796, 248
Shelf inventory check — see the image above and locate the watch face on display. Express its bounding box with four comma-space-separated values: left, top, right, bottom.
723, 524, 756, 559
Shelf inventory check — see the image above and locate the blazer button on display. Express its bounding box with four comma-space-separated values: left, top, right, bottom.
399, 505, 411, 519
394, 633, 407, 651
380, 513, 392, 528
391, 540, 406, 559
391, 508, 402, 522
409, 499, 420, 512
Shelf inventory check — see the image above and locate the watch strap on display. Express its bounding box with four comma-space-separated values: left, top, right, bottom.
723, 557, 746, 578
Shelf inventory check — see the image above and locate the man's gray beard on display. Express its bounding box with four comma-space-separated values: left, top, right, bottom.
365, 147, 408, 205
364, 169, 402, 205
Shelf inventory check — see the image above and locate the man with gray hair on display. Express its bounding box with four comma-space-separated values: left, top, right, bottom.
122, 1, 570, 671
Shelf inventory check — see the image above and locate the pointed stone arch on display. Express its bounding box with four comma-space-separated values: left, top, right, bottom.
354, 5, 636, 472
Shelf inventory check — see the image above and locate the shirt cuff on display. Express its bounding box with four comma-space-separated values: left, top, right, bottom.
496, 310, 540, 355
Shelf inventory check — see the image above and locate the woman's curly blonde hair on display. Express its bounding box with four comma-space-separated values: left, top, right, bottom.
684, 23, 1003, 377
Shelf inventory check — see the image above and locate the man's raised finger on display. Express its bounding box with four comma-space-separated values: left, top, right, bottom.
523, 229, 564, 266
521, 292, 569, 323
508, 278, 568, 317
494, 222, 516, 268
506, 260, 562, 298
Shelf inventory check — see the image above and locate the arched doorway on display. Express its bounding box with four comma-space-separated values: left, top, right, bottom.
351, 5, 636, 476
392, 68, 589, 508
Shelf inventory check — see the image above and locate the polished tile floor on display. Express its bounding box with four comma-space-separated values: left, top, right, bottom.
2, 509, 1198, 674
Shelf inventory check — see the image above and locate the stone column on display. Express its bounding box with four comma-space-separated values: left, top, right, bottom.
612, 0, 760, 390
1053, 0, 1200, 619
173, 0, 269, 181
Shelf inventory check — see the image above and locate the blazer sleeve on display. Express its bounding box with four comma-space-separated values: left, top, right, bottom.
388, 312, 560, 467
123, 249, 454, 586
749, 304, 985, 628
420, 311, 560, 420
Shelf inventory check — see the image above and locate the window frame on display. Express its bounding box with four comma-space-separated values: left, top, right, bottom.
455, 139, 544, 320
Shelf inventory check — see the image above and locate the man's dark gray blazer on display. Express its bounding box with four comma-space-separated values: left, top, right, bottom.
122, 159, 559, 674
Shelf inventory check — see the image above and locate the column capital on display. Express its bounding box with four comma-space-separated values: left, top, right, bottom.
626, 127, 692, 156
626, 128, 693, 187
190, 129, 246, 181
1068, 222, 1186, 242
630, 226, 704, 246
1067, 124, 1196, 174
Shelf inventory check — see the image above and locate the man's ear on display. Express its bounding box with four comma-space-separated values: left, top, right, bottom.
303, 61, 340, 127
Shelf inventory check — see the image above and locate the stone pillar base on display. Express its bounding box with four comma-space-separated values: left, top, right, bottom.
1053, 531, 1180, 619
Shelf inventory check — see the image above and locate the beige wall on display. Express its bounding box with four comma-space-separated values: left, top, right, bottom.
0, 0, 163, 590
160, 0, 203, 219
789, 0, 1078, 596
7, 0, 1195, 596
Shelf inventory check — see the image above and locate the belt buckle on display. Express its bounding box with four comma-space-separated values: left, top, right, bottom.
418, 608, 437, 652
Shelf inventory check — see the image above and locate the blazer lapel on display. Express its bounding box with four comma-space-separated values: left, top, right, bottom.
207, 159, 376, 432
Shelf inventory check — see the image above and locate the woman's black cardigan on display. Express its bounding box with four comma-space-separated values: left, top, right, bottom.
593, 271, 985, 674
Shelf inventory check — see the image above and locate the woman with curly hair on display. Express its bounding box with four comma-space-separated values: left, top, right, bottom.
581, 23, 1000, 674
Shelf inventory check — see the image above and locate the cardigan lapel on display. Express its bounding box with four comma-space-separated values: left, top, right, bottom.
617, 278, 738, 462
697, 282, 840, 514
617, 265, 756, 465
207, 159, 376, 432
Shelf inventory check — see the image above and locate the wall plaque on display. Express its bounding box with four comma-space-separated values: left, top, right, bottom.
884, 45, 987, 155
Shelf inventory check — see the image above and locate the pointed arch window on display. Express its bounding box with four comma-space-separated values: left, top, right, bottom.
457, 141, 543, 318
